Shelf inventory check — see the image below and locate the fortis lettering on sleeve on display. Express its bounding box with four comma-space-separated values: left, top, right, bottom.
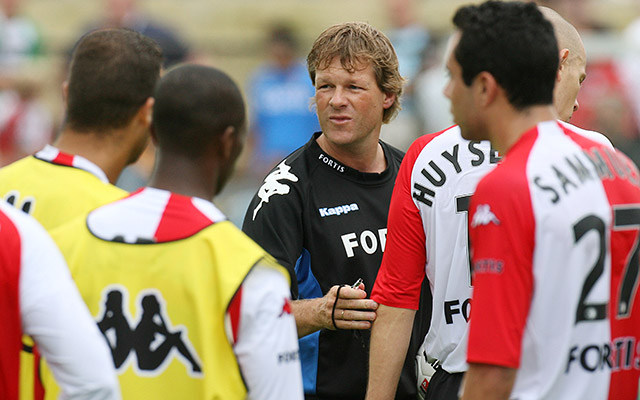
252, 161, 299, 220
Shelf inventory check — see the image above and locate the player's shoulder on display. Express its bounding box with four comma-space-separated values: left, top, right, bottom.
0, 201, 52, 248
256, 142, 313, 194
475, 151, 529, 201
0, 155, 38, 177
557, 120, 614, 149
409, 125, 461, 154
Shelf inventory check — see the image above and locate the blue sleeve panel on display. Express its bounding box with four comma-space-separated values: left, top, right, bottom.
295, 248, 322, 395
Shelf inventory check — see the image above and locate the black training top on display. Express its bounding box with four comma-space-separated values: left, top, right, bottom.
243, 132, 425, 400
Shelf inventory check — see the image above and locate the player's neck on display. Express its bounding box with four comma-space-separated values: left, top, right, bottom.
489, 104, 557, 154
316, 133, 387, 174
54, 128, 132, 184
147, 153, 217, 202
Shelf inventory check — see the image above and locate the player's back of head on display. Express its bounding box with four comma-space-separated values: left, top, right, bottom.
65, 28, 163, 133
152, 64, 246, 159
452, 0, 558, 110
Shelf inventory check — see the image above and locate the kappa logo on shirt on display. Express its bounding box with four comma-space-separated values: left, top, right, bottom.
471, 204, 500, 228
253, 161, 299, 220
318, 203, 359, 217
3, 190, 35, 215
96, 286, 203, 377
280, 298, 292, 317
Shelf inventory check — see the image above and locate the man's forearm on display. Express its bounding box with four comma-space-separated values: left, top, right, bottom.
366, 304, 416, 400
291, 298, 323, 338
460, 363, 516, 400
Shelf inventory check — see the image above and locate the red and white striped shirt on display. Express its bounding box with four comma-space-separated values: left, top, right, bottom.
0, 202, 119, 399
468, 121, 640, 399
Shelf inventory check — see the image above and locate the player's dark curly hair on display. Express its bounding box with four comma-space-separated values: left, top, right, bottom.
453, 0, 558, 109
65, 28, 163, 132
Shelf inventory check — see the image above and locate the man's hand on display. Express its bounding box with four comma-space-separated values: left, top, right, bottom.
292, 283, 378, 337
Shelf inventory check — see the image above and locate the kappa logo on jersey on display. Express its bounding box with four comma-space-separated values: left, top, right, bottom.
253, 161, 299, 220
471, 204, 500, 228
3, 190, 35, 215
280, 298, 292, 317
319, 203, 359, 217
96, 286, 203, 377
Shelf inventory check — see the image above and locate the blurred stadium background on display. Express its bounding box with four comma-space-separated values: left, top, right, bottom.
4, 0, 640, 223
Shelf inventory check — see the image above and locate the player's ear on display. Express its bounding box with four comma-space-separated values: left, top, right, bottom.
219, 126, 236, 160
61, 81, 69, 105
136, 97, 154, 128
475, 71, 498, 107
557, 48, 570, 83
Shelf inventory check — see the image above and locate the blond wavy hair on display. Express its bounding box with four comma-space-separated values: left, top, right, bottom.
307, 22, 404, 124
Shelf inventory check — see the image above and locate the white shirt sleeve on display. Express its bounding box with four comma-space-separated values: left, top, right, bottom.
228, 261, 304, 400
12, 205, 121, 400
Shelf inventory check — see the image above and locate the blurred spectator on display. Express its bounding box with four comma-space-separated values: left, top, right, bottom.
80, 0, 194, 191
246, 23, 319, 177
413, 34, 454, 135
614, 16, 640, 167
93, 0, 191, 68
380, 0, 430, 150
0, 0, 54, 166
536, 0, 640, 166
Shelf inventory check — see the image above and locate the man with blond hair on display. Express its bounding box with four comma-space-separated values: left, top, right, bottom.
243, 21, 426, 399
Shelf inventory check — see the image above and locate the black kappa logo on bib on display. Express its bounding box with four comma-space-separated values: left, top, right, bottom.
96, 287, 202, 377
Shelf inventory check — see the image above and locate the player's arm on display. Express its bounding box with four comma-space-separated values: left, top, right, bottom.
18, 211, 120, 399
366, 304, 416, 400
228, 260, 303, 400
464, 173, 535, 400
460, 363, 516, 400
366, 140, 428, 399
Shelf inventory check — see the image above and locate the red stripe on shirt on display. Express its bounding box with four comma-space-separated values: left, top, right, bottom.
51, 151, 75, 167
466, 127, 538, 368
228, 287, 243, 344
0, 209, 24, 400
154, 193, 214, 242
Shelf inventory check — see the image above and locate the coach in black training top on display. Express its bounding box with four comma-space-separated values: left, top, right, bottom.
243, 22, 428, 400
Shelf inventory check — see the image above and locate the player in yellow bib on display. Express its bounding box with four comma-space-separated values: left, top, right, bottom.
50, 64, 303, 399
0, 28, 163, 400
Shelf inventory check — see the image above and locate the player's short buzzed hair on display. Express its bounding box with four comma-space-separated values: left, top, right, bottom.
152, 64, 246, 158
453, 0, 558, 109
306, 21, 404, 123
65, 28, 163, 132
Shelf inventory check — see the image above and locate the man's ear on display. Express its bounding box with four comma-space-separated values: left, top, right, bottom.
136, 97, 155, 127
474, 71, 499, 107
557, 48, 570, 83
62, 81, 69, 105
219, 126, 236, 160
382, 92, 396, 110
